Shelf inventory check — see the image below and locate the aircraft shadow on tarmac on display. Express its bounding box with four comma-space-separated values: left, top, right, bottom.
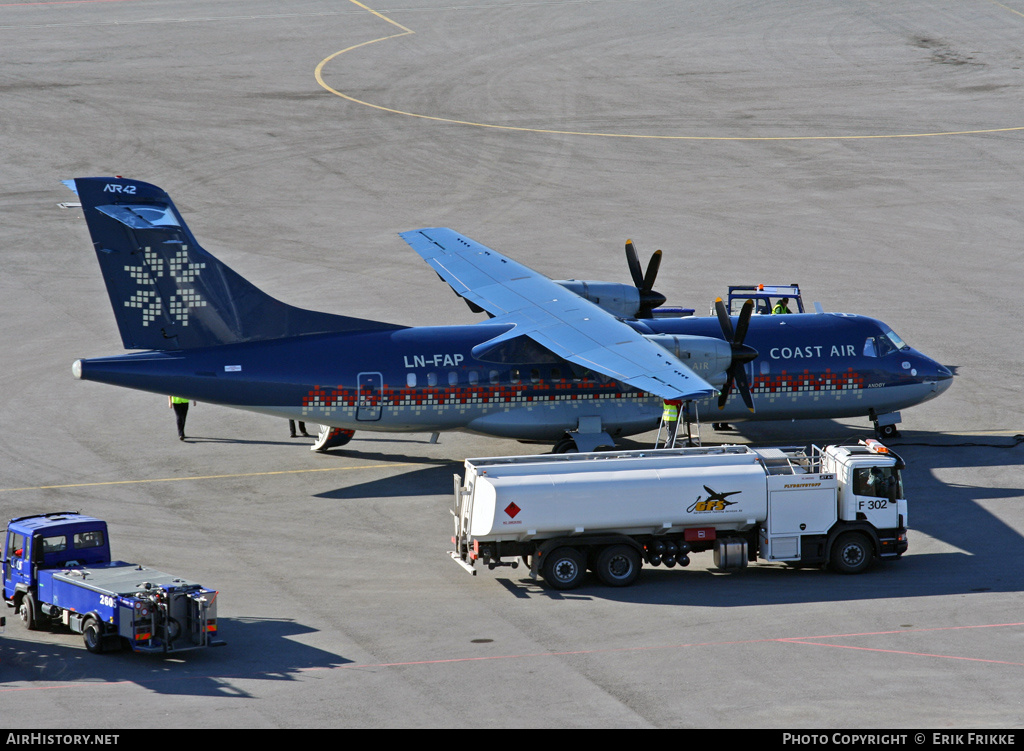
0, 617, 351, 697
179, 436, 314, 447
177, 433, 448, 448
309, 418, 874, 499
315, 462, 460, 500
307, 428, 1024, 606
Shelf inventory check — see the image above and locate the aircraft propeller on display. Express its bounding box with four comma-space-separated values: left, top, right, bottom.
714, 297, 758, 412
625, 240, 667, 318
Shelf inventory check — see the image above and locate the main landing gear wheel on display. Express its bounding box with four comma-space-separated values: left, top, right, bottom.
551, 437, 578, 454
542, 547, 586, 590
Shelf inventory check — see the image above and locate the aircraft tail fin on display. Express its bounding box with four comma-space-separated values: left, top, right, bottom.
71, 177, 400, 351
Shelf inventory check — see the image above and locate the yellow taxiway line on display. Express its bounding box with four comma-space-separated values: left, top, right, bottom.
0, 463, 422, 493
315, 0, 1024, 142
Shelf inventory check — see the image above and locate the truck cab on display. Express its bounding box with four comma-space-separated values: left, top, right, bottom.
3, 513, 111, 608
716, 284, 805, 315
821, 440, 908, 561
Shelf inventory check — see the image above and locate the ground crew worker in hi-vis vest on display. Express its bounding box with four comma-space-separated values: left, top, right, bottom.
168, 395, 192, 441
772, 297, 792, 315
662, 399, 682, 447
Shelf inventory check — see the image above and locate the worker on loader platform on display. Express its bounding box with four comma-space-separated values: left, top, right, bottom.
772, 298, 792, 314
661, 399, 682, 448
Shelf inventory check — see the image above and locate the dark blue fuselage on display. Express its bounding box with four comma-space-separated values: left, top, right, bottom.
76, 312, 951, 440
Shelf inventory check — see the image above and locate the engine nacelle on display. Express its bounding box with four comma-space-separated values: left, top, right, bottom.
554, 280, 641, 319
644, 334, 733, 388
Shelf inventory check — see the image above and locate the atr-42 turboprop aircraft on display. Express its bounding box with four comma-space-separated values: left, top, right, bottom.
68, 177, 952, 451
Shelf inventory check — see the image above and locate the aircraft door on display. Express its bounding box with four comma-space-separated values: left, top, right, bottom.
356, 372, 383, 421
3, 531, 27, 599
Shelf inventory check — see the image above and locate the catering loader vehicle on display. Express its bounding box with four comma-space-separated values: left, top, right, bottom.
450, 440, 907, 590
3, 513, 223, 654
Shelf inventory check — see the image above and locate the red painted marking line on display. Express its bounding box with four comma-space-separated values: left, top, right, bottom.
778, 622, 1024, 667
780, 640, 1024, 667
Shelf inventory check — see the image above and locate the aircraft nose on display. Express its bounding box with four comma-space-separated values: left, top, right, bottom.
933, 363, 954, 393
916, 355, 953, 394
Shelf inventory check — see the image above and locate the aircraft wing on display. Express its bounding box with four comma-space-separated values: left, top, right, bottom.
399, 228, 718, 401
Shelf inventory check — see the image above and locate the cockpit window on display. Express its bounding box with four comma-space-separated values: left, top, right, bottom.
864, 330, 910, 358
876, 335, 897, 357
884, 329, 909, 351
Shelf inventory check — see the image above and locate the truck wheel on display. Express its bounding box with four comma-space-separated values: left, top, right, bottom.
542, 547, 586, 590
830, 532, 873, 575
83, 618, 105, 654
595, 545, 641, 587
163, 617, 181, 644
19, 593, 39, 631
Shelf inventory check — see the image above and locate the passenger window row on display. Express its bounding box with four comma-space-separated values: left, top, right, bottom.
406, 367, 593, 388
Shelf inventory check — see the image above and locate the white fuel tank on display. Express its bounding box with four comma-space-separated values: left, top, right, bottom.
466, 459, 769, 540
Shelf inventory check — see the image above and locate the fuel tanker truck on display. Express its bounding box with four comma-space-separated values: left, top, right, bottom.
449, 440, 908, 590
